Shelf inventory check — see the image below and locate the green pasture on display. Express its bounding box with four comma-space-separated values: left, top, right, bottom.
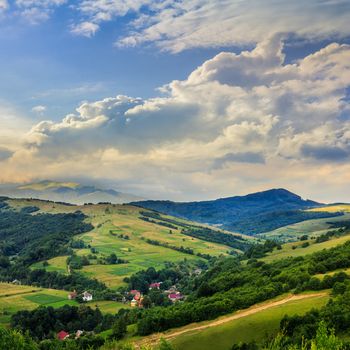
171, 293, 329, 350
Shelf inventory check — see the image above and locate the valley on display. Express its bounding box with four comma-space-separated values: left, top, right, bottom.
1, 192, 350, 350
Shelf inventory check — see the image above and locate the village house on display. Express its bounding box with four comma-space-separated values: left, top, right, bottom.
129, 289, 140, 296
57, 330, 69, 341
130, 298, 138, 308
168, 292, 183, 303
149, 282, 161, 290
75, 330, 84, 339
193, 268, 202, 275
82, 291, 93, 302
68, 291, 77, 300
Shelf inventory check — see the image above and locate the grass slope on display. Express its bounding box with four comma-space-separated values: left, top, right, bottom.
260, 213, 350, 242
170, 293, 329, 350
309, 204, 350, 213
261, 231, 350, 263
7, 199, 241, 288
0, 283, 129, 326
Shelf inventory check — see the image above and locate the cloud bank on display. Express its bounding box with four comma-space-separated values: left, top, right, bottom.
73, 0, 350, 52
1, 36, 350, 201
2, 1, 350, 53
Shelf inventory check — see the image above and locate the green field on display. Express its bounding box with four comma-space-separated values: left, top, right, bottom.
32, 255, 68, 274
9, 199, 239, 288
259, 213, 350, 242
309, 204, 350, 213
170, 293, 329, 350
261, 232, 350, 263
0, 283, 129, 326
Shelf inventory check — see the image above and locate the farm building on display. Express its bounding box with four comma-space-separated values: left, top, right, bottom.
149, 282, 161, 290
168, 293, 183, 303
57, 330, 69, 341
68, 291, 77, 300
82, 291, 93, 301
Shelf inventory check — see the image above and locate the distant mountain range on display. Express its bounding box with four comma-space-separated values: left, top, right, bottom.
0, 180, 143, 205
132, 189, 341, 235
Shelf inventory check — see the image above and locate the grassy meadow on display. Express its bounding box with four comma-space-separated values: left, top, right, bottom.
261, 231, 350, 263
170, 293, 329, 350
309, 204, 350, 213
8, 199, 234, 288
260, 213, 350, 242
0, 283, 129, 326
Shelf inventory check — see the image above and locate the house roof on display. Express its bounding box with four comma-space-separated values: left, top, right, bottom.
130, 289, 140, 295
168, 293, 182, 299
57, 330, 69, 340
83, 291, 92, 296
150, 282, 161, 288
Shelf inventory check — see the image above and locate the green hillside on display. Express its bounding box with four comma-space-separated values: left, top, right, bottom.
3, 198, 253, 288
131, 189, 341, 235
2, 196, 350, 350
170, 292, 329, 350
0, 283, 129, 326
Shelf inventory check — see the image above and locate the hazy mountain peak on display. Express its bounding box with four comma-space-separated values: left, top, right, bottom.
0, 180, 144, 205
17, 180, 80, 191
132, 188, 325, 235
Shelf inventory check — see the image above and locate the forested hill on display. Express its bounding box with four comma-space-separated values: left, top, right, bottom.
132, 189, 340, 235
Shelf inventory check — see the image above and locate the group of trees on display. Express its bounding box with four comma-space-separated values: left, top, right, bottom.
243, 240, 281, 259
0, 198, 112, 295
133, 241, 350, 335
0, 200, 93, 264
0, 266, 107, 293
125, 261, 206, 295
181, 227, 251, 252
231, 322, 344, 350
280, 281, 350, 345
67, 253, 127, 271
144, 238, 211, 260
0, 327, 175, 350
11, 305, 114, 340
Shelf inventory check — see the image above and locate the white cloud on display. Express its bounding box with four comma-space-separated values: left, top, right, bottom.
14, 0, 67, 24
70, 0, 350, 52
71, 21, 99, 37
2, 37, 350, 201
32, 105, 47, 114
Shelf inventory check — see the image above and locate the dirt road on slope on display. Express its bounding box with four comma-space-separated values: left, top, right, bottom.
135, 292, 328, 348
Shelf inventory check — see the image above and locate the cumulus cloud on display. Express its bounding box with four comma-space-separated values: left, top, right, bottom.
70, 0, 350, 52
3, 36, 350, 201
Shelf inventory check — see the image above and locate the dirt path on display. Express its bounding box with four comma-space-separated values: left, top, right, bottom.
135, 292, 327, 348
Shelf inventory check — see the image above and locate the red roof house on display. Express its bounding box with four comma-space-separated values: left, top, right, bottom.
168, 293, 183, 302
134, 292, 141, 301
57, 330, 69, 341
149, 282, 161, 290
130, 289, 140, 295
68, 291, 77, 300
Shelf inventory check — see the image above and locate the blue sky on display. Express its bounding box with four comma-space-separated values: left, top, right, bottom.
1, 1, 350, 202
0, 2, 224, 120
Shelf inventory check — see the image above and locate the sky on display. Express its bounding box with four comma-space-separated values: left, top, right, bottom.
1, 0, 350, 202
